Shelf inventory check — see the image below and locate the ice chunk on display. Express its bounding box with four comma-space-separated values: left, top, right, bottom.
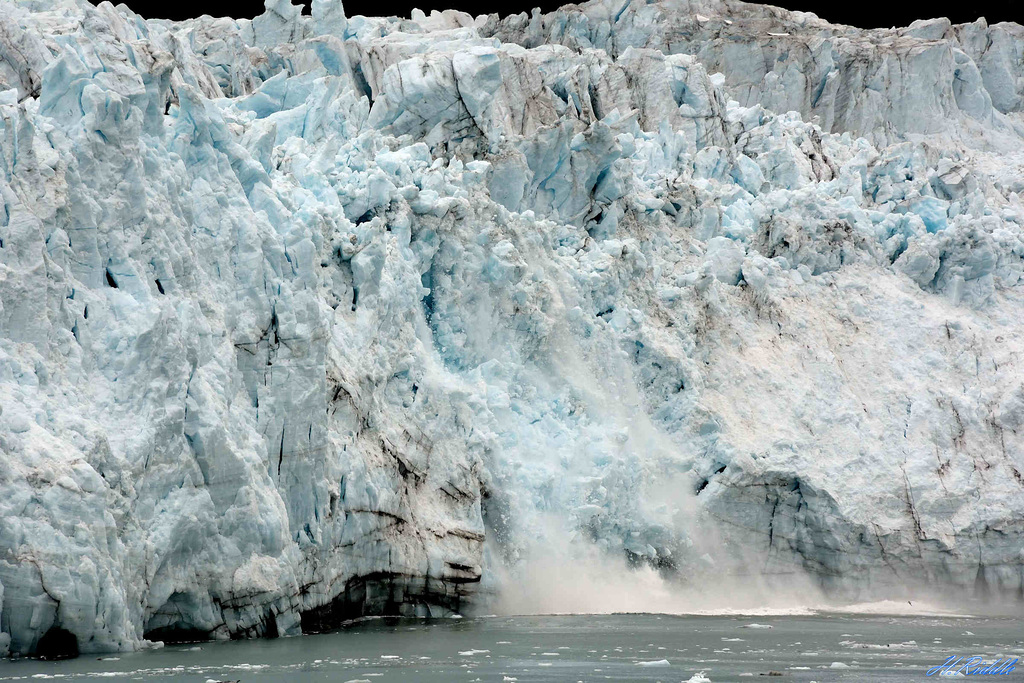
705, 237, 746, 285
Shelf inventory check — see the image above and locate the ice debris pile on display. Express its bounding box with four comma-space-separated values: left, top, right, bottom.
1, 0, 1023, 656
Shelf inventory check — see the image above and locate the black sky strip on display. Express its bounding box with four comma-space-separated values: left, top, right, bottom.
99, 0, 1021, 29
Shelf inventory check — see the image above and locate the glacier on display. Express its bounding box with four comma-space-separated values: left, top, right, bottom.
0, 0, 1023, 657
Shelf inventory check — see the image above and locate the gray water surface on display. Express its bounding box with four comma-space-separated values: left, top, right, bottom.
2, 613, 1021, 681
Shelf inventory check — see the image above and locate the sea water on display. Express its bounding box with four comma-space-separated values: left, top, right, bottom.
1, 610, 1021, 681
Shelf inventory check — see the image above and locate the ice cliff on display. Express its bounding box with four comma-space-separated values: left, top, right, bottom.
1, 0, 1023, 657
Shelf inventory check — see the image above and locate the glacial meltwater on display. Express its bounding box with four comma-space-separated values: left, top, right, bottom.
2, 610, 1021, 682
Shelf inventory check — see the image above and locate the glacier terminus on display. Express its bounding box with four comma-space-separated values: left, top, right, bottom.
0, 0, 1023, 658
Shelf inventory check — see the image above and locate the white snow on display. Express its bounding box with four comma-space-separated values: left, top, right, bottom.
0, 0, 1022, 658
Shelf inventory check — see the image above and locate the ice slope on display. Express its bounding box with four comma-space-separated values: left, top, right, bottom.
0, 0, 1022, 657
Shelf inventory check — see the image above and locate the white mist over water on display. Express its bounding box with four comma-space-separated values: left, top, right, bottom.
487, 509, 993, 619
486, 502, 811, 617
491, 541, 980, 618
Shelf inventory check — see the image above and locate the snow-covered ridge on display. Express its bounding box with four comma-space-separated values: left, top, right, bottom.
0, 0, 1022, 657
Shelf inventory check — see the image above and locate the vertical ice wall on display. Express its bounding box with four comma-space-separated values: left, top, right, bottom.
0, 0, 1022, 656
